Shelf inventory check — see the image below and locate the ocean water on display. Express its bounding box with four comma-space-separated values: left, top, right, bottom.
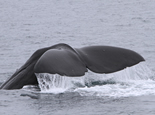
0, 0, 155, 115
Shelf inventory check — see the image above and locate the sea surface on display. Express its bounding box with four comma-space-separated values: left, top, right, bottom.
0, 0, 155, 115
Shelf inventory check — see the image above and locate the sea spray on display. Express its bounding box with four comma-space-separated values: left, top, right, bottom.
35, 71, 115, 93
35, 73, 85, 93
35, 62, 155, 96
75, 62, 155, 97
107, 62, 154, 82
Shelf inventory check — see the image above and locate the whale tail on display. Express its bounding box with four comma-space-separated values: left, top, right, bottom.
0, 63, 37, 89
0, 46, 50, 89
0, 44, 145, 90
0, 43, 79, 89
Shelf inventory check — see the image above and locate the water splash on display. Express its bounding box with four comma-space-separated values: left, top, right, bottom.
35, 62, 155, 97
35, 73, 85, 93
75, 80, 155, 97
75, 62, 155, 97
109, 62, 153, 82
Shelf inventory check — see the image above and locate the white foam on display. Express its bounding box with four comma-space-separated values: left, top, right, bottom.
35, 62, 155, 97
35, 73, 85, 93
75, 62, 155, 97
75, 79, 155, 97
35, 70, 114, 93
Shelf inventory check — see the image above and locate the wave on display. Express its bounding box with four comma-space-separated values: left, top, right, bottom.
34, 62, 155, 97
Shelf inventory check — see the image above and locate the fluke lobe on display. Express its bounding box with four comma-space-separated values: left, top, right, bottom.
0, 43, 145, 89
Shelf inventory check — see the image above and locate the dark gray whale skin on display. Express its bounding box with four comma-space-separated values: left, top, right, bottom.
0, 43, 145, 89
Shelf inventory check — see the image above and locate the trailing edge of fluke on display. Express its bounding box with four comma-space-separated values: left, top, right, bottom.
0, 43, 145, 89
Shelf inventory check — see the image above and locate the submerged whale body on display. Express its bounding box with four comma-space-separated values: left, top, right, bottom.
0, 43, 145, 89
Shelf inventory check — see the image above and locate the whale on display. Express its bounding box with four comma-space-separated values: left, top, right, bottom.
0, 43, 145, 89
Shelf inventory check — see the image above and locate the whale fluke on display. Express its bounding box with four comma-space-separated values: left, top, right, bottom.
0, 43, 145, 89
